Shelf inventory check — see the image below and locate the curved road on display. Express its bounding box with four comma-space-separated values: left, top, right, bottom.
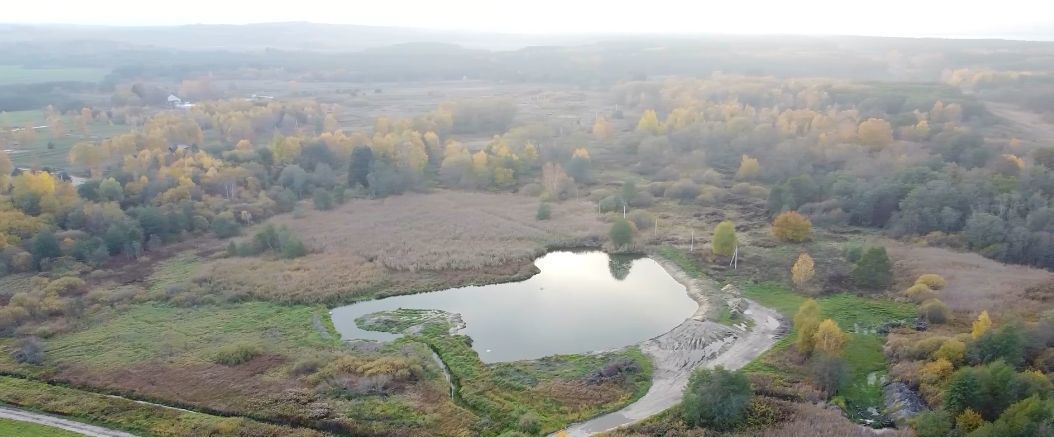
559, 259, 784, 436
0, 405, 136, 437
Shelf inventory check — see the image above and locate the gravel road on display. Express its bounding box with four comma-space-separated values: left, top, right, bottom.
0, 405, 137, 437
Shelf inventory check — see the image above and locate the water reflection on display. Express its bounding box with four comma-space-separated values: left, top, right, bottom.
330, 251, 697, 362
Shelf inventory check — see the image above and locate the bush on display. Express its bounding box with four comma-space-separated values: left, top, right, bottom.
681, 366, 752, 431
12, 336, 45, 365
627, 210, 654, 230
772, 211, 812, 242
609, 219, 635, 248
903, 284, 936, 303
517, 413, 540, 434
44, 276, 87, 296
919, 298, 951, 324
915, 273, 947, 290
536, 203, 551, 221
809, 353, 849, 398
313, 189, 334, 211
211, 214, 241, 238
851, 246, 893, 290
712, 220, 737, 257
912, 411, 953, 437
212, 343, 262, 366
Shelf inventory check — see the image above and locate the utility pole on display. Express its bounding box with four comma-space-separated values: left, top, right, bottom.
690, 230, 694, 252
623, 203, 627, 219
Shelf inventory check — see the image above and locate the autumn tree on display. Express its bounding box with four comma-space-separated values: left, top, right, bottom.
772, 211, 812, 242
711, 220, 737, 257
972, 311, 992, 339
858, 118, 893, 150
348, 146, 374, 188
735, 155, 760, 180
813, 319, 847, 355
791, 252, 816, 290
637, 109, 661, 134
592, 116, 615, 142
69, 142, 108, 177
794, 299, 821, 356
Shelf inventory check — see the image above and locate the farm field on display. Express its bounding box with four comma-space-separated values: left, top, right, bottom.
0, 65, 109, 86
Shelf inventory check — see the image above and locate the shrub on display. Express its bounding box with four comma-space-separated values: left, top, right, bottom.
517, 413, 540, 434
211, 214, 241, 238
955, 409, 985, 434
772, 211, 812, 242
919, 299, 951, 324
12, 336, 45, 365
609, 219, 635, 248
681, 366, 752, 431
903, 284, 936, 303
627, 210, 655, 230
711, 220, 737, 257
809, 353, 848, 398
313, 189, 334, 211
794, 299, 821, 356
212, 343, 262, 366
912, 411, 953, 437
915, 274, 947, 290
851, 246, 893, 290
935, 339, 967, 364
536, 203, 551, 221
44, 276, 87, 296
813, 319, 847, 355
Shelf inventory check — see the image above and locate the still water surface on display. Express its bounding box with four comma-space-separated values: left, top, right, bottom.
330, 251, 697, 362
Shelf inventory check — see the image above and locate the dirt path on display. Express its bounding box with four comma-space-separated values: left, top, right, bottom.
0, 405, 136, 437
559, 259, 784, 436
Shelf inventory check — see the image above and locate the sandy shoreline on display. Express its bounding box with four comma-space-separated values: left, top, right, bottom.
559, 255, 784, 436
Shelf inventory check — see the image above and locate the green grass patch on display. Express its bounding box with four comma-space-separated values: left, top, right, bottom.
45, 302, 339, 368
657, 245, 703, 278
741, 282, 914, 423
404, 320, 652, 435
0, 418, 83, 437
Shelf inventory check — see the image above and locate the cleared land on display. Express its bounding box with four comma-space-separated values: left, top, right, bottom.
198, 191, 607, 303
0, 65, 109, 85
885, 239, 1054, 316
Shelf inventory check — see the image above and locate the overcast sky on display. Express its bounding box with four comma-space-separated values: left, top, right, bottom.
5, 0, 1052, 38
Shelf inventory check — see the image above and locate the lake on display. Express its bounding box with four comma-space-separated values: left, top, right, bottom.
330, 251, 698, 362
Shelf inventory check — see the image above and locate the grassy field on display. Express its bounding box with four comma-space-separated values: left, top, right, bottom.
741, 283, 915, 423
2, 122, 129, 170
0, 65, 109, 85
198, 191, 608, 304
0, 418, 83, 437
0, 376, 321, 436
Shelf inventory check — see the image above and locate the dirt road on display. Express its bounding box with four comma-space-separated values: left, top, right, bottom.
0, 405, 136, 437
560, 259, 784, 436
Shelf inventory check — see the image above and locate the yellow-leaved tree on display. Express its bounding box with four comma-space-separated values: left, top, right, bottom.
637, 109, 661, 135
794, 299, 821, 355
711, 220, 737, 257
972, 310, 992, 339
772, 211, 812, 242
592, 116, 615, 142
857, 118, 893, 150
813, 319, 847, 355
791, 252, 815, 290
735, 155, 760, 180
0, 149, 11, 192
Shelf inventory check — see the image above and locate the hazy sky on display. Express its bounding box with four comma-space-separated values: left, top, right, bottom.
5, 0, 1052, 37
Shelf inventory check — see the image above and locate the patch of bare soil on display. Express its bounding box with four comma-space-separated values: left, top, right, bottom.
885, 239, 1054, 317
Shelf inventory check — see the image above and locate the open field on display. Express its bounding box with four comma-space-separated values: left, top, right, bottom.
0, 65, 109, 85
197, 190, 608, 304
2, 122, 129, 170
885, 239, 1054, 316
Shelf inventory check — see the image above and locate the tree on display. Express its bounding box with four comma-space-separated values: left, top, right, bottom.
944, 369, 983, 415
919, 298, 951, 324
791, 252, 816, 290
592, 116, 615, 141
915, 274, 947, 290
851, 246, 893, 290
313, 189, 334, 211
955, 409, 985, 434
772, 211, 812, 242
711, 220, 737, 257
973, 310, 993, 339
681, 366, 752, 431
636, 109, 661, 134
31, 231, 61, 270
794, 299, 821, 355
609, 219, 635, 248
735, 155, 760, 180
809, 353, 848, 398
348, 146, 374, 188
858, 118, 893, 150
813, 319, 847, 356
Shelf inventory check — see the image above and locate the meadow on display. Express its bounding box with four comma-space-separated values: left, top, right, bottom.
0, 65, 109, 86
0, 418, 82, 437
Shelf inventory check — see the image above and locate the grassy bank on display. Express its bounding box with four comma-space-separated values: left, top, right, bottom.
741, 282, 915, 423
0, 418, 83, 437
